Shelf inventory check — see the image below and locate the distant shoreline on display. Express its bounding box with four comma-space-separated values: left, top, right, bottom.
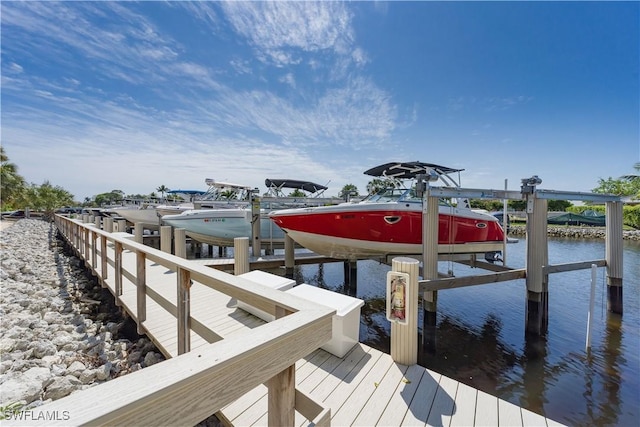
508, 224, 640, 240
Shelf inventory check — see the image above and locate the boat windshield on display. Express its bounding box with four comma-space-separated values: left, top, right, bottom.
364, 187, 458, 207
366, 188, 421, 202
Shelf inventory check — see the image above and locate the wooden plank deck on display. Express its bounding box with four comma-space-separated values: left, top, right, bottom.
92, 234, 563, 427
219, 343, 561, 427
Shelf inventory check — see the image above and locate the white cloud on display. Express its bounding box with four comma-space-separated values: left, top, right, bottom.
220, 1, 355, 65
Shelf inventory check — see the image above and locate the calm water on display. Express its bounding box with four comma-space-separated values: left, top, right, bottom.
292, 237, 640, 426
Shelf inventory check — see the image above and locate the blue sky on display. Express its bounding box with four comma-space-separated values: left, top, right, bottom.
1, 1, 638, 202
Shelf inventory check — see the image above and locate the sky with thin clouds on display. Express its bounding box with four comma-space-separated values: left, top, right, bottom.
1, 1, 638, 202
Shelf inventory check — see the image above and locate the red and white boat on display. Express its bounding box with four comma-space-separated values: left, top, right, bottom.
268, 162, 507, 261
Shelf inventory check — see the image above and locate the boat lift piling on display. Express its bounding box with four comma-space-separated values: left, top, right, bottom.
414, 175, 623, 344
417, 173, 440, 352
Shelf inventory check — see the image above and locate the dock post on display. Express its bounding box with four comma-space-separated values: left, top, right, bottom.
234, 237, 250, 275
177, 267, 191, 355
160, 226, 172, 254
343, 261, 358, 295
100, 235, 108, 286
135, 223, 144, 244
390, 257, 419, 365
174, 228, 187, 258
136, 250, 147, 335
116, 219, 127, 233
94, 216, 101, 229
284, 234, 295, 278
251, 195, 261, 257
104, 217, 114, 233
114, 242, 123, 306
523, 178, 548, 336
605, 201, 624, 314
422, 188, 439, 353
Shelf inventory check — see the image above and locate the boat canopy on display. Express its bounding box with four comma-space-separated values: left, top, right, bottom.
364, 162, 464, 179
265, 179, 328, 195
167, 190, 206, 195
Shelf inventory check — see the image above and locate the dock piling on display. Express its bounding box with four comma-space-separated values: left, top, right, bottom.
524, 183, 549, 336
605, 201, 624, 314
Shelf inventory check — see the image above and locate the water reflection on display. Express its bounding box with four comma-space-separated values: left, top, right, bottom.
294, 239, 639, 426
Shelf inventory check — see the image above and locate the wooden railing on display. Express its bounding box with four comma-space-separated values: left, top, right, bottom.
9, 215, 335, 427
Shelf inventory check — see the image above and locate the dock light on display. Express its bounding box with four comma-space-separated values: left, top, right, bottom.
520, 175, 542, 194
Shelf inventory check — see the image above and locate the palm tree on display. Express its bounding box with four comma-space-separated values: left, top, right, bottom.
1, 146, 26, 209
620, 162, 640, 181
620, 162, 640, 199
156, 185, 170, 201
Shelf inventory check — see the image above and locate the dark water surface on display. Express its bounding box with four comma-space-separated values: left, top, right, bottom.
293, 238, 640, 426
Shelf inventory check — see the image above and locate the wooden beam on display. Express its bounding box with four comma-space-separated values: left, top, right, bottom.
543, 259, 606, 274
419, 268, 526, 292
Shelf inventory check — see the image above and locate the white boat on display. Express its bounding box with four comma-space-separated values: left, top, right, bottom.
109, 203, 161, 226
161, 208, 285, 247
161, 179, 337, 247
268, 162, 507, 261
155, 179, 253, 217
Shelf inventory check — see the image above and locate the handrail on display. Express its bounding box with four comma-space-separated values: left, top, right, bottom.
23, 215, 336, 426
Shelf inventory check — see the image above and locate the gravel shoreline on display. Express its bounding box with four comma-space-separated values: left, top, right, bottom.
0, 219, 165, 413
508, 224, 640, 240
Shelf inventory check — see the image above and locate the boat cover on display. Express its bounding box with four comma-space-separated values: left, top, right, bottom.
364, 161, 464, 179
265, 179, 328, 193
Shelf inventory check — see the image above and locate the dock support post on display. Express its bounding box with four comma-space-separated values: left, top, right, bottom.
114, 242, 123, 306
267, 366, 295, 427
104, 217, 113, 233
135, 223, 143, 244
391, 257, 419, 365
91, 231, 98, 274
94, 216, 101, 229
116, 219, 127, 233
160, 226, 172, 254
525, 190, 548, 336
177, 267, 191, 355
284, 234, 295, 278
343, 261, 358, 295
251, 195, 261, 257
605, 201, 624, 314
136, 250, 147, 335
234, 237, 250, 275
174, 228, 187, 258
100, 235, 108, 286
422, 189, 439, 353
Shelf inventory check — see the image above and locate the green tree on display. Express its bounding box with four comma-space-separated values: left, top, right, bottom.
288, 189, 305, 197
548, 200, 572, 211
620, 162, 640, 198
94, 190, 124, 207
29, 181, 74, 220
593, 163, 640, 198
366, 178, 398, 195
339, 184, 359, 200
156, 185, 170, 201
0, 147, 26, 209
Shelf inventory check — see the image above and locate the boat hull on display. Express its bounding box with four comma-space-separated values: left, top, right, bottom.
269, 202, 506, 260
110, 206, 160, 225
162, 209, 285, 247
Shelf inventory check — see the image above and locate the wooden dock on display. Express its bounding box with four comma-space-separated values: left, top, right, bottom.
219, 342, 562, 427
23, 216, 566, 427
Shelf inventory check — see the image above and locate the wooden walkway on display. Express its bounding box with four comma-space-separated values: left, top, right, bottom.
93, 231, 563, 426
219, 343, 563, 427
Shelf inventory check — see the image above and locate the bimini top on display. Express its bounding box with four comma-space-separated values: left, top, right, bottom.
265, 179, 328, 194
167, 190, 206, 195
364, 161, 464, 179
